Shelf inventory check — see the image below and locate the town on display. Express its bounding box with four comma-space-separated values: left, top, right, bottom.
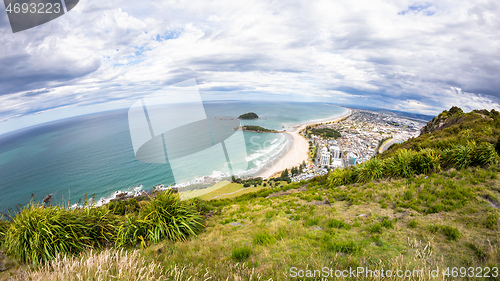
290, 110, 425, 182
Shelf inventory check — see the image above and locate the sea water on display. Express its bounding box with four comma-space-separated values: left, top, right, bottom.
0, 102, 347, 213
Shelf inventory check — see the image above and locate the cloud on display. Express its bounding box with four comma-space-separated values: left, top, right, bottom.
1, 0, 500, 131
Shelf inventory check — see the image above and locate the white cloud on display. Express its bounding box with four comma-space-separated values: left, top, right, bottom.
1, 0, 500, 132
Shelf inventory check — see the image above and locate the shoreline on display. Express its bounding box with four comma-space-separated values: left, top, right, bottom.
257, 108, 352, 179
378, 138, 401, 154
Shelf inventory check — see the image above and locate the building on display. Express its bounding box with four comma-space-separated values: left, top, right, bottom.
331, 145, 341, 159
348, 152, 357, 166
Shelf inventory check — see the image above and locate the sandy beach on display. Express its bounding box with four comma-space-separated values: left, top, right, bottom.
258, 109, 352, 179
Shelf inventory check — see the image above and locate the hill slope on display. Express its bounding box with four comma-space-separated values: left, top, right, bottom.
2, 107, 500, 280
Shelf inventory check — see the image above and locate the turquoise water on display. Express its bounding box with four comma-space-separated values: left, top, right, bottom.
0, 102, 347, 213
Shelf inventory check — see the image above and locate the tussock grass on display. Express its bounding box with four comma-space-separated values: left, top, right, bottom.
231, 245, 252, 261
116, 191, 204, 247
328, 141, 498, 189
357, 158, 385, 183
2, 191, 204, 266
3, 204, 119, 265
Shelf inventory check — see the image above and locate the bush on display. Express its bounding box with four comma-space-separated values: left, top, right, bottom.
412, 148, 441, 174
357, 158, 385, 183
385, 149, 417, 178
0, 217, 8, 247
328, 167, 356, 187
232, 245, 251, 261
116, 191, 203, 247
107, 199, 140, 215
474, 142, 499, 166
3, 204, 119, 265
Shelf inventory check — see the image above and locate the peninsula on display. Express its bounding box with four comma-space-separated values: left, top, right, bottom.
239, 125, 278, 133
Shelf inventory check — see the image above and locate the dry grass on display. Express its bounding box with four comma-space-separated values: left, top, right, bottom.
14, 249, 164, 281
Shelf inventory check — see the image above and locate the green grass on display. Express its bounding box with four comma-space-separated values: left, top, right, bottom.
116, 191, 203, 246
485, 214, 498, 230
3, 204, 119, 265
1, 191, 204, 266
327, 218, 351, 229
253, 231, 275, 245
231, 245, 252, 261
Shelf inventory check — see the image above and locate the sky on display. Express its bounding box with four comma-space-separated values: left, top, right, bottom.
1, 0, 500, 133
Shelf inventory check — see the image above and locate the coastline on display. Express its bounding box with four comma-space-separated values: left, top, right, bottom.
257, 108, 352, 179
378, 138, 401, 154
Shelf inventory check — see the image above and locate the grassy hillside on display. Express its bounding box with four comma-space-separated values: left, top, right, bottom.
1, 107, 500, 280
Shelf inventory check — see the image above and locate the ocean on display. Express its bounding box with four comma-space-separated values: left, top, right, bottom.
0, 102, 347, 213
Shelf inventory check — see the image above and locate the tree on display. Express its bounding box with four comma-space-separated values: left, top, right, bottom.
281, 169, 289, 178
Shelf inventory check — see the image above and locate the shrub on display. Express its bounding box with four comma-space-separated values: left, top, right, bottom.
412, 148, 441, 174
232, 245, 251, 261
385, 149, 417, 178
328, 167, 356, 187
116, 191, 203, 247
474, 142, 500, 166
106, 199, 141, 215
3, 204, 118, 265
442, 142, 476, 169
357, 158, 385, 183
0, 217, 8, 247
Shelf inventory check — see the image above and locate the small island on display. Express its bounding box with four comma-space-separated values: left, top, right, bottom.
238, 125, 278, 133
238, 112, 259, 119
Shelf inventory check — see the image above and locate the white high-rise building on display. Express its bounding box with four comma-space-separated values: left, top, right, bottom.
331, 146, 341, 159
